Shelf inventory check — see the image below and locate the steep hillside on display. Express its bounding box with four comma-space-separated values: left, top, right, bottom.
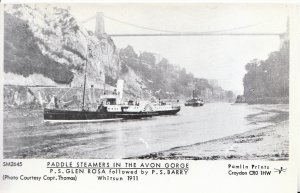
3, 4, 235, 109
243, 39, 289, 104
4, 4, 119, 88
119, 45, 235, 101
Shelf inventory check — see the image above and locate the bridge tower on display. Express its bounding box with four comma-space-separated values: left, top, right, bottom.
279, 17, 289, 48
95, 12, 105, 37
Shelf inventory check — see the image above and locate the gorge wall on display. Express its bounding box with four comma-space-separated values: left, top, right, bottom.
4, 4, 235, 109
4, 4, 119, 88
242, 39, 289, 104
119, 46, 235, 102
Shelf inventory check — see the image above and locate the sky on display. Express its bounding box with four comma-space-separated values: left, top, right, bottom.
68, 3, 290, 94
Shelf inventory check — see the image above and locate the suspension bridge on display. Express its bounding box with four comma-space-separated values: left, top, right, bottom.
80, 12, 288, 38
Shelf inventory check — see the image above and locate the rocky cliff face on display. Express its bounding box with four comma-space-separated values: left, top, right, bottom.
4, 4, 234, 108
4, 4, 120, 88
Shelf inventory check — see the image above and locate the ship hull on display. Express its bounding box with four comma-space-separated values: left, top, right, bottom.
44, 108, 117, 121
184, 103, 204, 107
155, 108, 181, 115
44, 108, 157, 122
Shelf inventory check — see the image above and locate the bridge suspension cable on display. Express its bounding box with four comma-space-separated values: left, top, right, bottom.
108, 32, 281, 37
81, 14, 283, 36
81, 15, 96, 24
103, 14, 267, 35
103, 15, 180, 33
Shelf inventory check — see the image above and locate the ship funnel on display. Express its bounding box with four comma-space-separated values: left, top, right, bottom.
116, 79, 124, 100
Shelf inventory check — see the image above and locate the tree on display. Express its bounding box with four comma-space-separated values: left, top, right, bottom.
243, 40, 289, 103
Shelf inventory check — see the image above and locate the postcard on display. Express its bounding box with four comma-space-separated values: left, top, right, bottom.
0, 2, 298, 193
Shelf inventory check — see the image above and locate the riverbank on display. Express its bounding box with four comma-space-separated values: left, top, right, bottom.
134, 121, 288, 160
133, 104, 289, 160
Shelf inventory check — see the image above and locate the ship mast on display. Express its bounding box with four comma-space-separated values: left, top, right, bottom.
82, 46, 89, 110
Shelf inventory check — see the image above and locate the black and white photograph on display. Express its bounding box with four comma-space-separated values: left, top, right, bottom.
2, 3, 291, 161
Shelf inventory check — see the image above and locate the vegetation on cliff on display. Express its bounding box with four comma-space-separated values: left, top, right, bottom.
243, 40, 289, 104
4, 12, 74, 84
4, 4, 235, 107
4, 4, 119, 88
119, 45, 235, 101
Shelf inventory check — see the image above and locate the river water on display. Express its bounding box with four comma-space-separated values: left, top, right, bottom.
3, 103, 288, 159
